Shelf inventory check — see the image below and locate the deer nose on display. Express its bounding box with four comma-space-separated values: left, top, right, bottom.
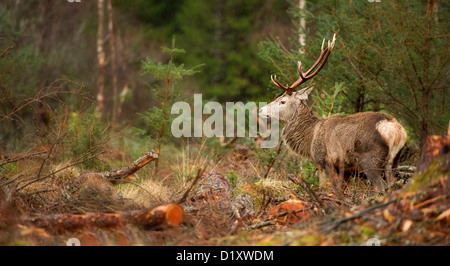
258, 108, 266, 115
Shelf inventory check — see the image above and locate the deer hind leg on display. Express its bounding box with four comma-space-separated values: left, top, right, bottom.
376, 120, 408, 186
384, 160, 395, 186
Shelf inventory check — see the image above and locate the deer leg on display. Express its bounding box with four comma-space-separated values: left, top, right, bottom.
384, 161, 395, 186
324, 159, 344, 199
357, 154, 385, 192
385, 146, 405, 186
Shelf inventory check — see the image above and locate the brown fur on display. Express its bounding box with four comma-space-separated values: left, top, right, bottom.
259, 87, 407, 194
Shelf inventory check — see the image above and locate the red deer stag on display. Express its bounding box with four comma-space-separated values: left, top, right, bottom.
258, 34, 407, 195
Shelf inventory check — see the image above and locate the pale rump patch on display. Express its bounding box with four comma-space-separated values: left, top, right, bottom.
376, 119, 407, 163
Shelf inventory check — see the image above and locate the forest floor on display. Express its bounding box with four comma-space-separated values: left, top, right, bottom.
0, 135, 448, 246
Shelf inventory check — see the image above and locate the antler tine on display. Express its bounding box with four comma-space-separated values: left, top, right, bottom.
287, 61, 307, 90
270, 34, 336, 94
303, 33, 336, 79
271, 75, 289, 90
297, 61, 305, 80
302, 48, 327, 77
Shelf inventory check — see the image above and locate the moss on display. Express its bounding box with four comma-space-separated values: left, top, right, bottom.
225, 170, 239, 189
0, 162, 19, 175
293, 233, 325, 246
359, 225, 376, 238
407, 158, 449, 193
241, 178, 294, 209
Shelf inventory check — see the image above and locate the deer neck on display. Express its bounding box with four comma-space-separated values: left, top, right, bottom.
281, 105, 320, 158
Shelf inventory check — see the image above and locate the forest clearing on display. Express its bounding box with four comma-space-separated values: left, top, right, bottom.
0, 0, 448, 247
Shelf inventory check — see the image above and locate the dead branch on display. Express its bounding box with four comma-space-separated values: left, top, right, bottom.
77, 151, 159, 183
396, 165, 417, 172
322, 196, 353, 208
177, 168, 205, 204
0, 81, 91, 124
245, 208, 311, 231
15, 147, 105, 192
0, 151, 48, 167
321, 199, 398, 233
288, 174, 323, 207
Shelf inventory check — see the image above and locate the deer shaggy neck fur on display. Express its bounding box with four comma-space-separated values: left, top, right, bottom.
282, 102, 320, 158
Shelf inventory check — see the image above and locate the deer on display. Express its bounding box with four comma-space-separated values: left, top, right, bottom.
258, 34, 407, 196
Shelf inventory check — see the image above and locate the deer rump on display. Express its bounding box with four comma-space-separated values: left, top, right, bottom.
284, 112, 407, 191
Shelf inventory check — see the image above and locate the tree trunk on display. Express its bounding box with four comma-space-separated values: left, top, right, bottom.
298, 0, 306, 54
419, 0, 436, 140
107, 0, 118, 122
96, 0, 106, 118
116, 36, 130, 119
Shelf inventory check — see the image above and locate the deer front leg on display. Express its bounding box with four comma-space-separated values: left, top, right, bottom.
357, 153, 386, 192
324, 159, 344, 199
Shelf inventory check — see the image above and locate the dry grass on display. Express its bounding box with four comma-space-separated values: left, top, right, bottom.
1, 128, 422, 246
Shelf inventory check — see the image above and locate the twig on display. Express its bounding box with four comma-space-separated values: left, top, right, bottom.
96, 151, 159, 181
0, 173, 24, 187
245, 208, 311, 231
322, 196, 353, 208
15, 149, 104, 192
321, 199, 397, 233
288, 174, 323, 207
413, 195, 447, 209
396, 165, 417, 172
263, 143, 283, 179
219, 136, 238, 148
36, 133, 66, 180
0, 151, 48, 167
24, 189, 56, 197
177, 168, 205, 204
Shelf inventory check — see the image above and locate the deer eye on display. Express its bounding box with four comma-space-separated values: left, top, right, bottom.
280, 101, 286, 105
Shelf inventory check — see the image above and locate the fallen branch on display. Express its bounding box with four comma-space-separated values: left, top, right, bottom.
396, 165, 417, 172
77, 151, 159, 182
321, 199, 398, 233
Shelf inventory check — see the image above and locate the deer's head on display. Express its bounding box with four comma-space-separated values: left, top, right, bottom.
259, 34, 336, 122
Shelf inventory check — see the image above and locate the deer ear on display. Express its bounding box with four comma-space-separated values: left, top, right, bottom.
294, 83, 315, 100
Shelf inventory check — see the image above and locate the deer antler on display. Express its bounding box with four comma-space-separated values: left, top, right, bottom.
271, 34, 336, 95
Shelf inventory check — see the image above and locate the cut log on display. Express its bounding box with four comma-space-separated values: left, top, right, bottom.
15, 203, 183, 234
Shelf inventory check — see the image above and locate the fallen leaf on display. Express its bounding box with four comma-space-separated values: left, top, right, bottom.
401, 219, 414, 232
383, 209, 394, 224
